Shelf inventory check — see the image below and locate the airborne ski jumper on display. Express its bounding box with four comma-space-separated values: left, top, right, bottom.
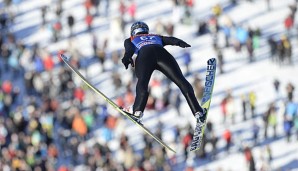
121, 21, 207, 126
61, 21, 214, 152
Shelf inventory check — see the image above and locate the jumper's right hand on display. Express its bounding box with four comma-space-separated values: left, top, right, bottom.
178, 40, 191, 48
121, 56, 134, 69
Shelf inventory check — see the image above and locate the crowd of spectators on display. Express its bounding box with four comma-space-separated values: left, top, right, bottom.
0, 0, 297, 170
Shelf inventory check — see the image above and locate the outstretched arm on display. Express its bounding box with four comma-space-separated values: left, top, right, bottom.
122, 38, 135, 69
162, 36, 191, 48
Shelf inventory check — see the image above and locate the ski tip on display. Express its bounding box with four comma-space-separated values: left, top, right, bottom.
207, 58, 216, 65
60, 54, 69, 62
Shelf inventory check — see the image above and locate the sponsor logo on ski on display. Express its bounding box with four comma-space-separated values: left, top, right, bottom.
202, 59, 216, 103
190, 124, 204, 151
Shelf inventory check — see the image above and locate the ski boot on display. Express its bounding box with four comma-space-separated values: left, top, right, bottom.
194, 108, 207, 124
128, 111, 144, 124
121, 107, 144, 124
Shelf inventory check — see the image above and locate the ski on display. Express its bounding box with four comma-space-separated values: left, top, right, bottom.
190, 58, 216, 151
60, 54, 176, 153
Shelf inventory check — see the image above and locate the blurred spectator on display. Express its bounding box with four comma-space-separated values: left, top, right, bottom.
252, 27, 261, 50
43, 53, 55, 72
52, 20, 62, 42
85, 0, 93, 13
73, 86, 85, 104
226, 91, 236, 124
286, 82, 295, 101
41, 6, 47, 26
284, 14, 294, 36
208, 15, 219, 37
268, 36, 277, 62
215, 47, 224, 74
280, 35, 292, 65
244, 146, 256, 171
71, 108, 88, 138
273, 79, 280, 99
223, 128, 232, 153
165, 22, 175, 36
235, 25, 248, 52
249, 91, 256, 118
55, 1, 63, 18
276, 39, 285, 66
212, 4, 222, 18
180, 0, 194, 24
182, 49, 191, 75
92, 33, 98, 57
196, 20, 209, 36
283, 115, 293, 143
91, 0, 101, 16
193, 74, 203, 99
246, 37, 254, 62
119, 0, 126, 16
268, 103, 278, 138
284, 98, 297, 142
182, 125, 192, 160
241, 94, 248, 121
264, 103, 278, 138
67, 14, 75, 37
221, 15, 233, 47
112, 72, 122, 90
220, 94, 228, 123
0, 11, 9, 31
252, 121, 260, 145
127, 0, 136, 22
85, 11, 93, 32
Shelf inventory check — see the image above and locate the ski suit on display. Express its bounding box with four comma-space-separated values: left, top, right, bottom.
122, 34, 203, 115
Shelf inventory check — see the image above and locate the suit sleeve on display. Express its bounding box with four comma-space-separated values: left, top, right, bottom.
123, 38, 135, 59
161, 36, 184, 46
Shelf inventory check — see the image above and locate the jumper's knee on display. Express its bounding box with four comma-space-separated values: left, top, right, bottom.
179, 81, 194, 95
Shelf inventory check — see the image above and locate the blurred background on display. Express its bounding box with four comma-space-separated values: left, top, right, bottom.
0, 0, 298, 170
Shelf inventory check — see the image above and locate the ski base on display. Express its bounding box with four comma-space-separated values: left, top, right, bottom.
190, 58, 216, 152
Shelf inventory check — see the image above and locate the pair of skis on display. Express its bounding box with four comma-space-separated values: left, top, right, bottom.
60, 54, 216, 153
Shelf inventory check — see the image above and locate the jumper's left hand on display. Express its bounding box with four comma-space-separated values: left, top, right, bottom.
122, 56, 134, 69
178, 41, 191, 48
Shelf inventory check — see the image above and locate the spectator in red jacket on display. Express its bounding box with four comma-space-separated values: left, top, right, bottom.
284, 14, 294, 35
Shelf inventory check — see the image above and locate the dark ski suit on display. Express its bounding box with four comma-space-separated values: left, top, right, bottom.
122, 34, 203, 115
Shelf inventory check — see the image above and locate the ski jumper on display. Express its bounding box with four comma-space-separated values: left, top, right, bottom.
123, 34, 204, 115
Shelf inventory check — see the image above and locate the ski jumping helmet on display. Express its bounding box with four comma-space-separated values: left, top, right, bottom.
130, 21, 149, 36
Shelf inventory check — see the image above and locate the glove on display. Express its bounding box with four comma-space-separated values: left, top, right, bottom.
178, 40, 191, 48
121, 56, 134, 69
